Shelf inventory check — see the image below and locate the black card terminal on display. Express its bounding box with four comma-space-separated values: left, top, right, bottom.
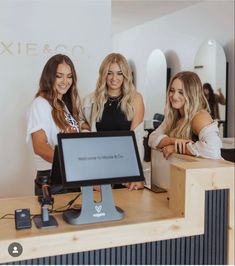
15, 208, 32, 230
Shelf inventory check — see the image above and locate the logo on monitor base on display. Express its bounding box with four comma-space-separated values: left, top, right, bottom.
93, 205, 106, 217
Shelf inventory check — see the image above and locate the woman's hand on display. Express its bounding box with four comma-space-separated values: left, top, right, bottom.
93, 185, 101, 192
162, 145, 175, 159
174, 139, 193, 154
123, 182, 145, 191
162, 139, 194, 159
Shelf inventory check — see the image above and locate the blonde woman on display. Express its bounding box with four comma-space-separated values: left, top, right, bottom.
148, 71, 222, 160
27, 54, 88, 195
83, 53, 145, 190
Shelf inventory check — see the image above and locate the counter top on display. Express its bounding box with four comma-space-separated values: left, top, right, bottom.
0, 155, 234, 264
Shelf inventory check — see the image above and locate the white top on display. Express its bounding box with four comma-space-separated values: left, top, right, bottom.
26, 96, 80, 170
26, 97, 59, 170
148, 120, 222, 159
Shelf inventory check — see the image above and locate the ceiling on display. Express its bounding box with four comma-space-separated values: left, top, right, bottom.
112, 0, 204, 34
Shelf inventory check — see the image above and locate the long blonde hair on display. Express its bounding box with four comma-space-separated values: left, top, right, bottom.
93, 53, 136, 121
164, 71, 209, 139
36, 54, 82, 131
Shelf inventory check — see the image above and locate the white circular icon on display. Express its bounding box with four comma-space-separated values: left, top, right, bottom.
8, 242, 23, 257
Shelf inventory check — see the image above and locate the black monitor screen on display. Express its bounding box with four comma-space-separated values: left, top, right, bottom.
57, 131, 144, 188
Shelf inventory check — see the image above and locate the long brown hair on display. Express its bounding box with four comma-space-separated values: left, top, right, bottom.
36, 54, 82, 131
164, 71, 209, 139
203, 83, 215, 118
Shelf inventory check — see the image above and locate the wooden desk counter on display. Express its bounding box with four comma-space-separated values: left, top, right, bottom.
0, 156, 234, 264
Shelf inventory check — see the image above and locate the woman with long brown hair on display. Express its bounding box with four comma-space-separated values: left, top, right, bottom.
27, 54, 88, 195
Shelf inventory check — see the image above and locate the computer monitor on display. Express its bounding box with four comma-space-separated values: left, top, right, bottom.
50, 145, 63, 189
50, 146, 81, 194
56, 130, 144, 225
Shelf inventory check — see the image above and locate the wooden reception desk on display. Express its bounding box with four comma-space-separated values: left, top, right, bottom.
0, 155, 234, 264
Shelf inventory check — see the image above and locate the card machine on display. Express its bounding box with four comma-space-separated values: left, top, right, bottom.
15, 208, 32, 230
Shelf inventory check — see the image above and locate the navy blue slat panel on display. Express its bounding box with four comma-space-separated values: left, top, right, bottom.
175, 237, 181, 264
215, 190, 220, 264
165, 239, 171, 265
146, 242, 151, 265
199, 234, 204, 265
89, 250, 95, 265
223, 189, 228, 265
219, 189, 225, 265
191, 236, 196, 265
156, 241, 161, 265
130, 245, 136, 265
126, 245, 131, 265
150, 241, 156, 265
212, 190, 217, 264
161, 240, 166, 264
170, 238, 176, 265
141, 243, 146, 265
73, 252, 79, 265
185, 237, 191, 265
105, 248, 110, 265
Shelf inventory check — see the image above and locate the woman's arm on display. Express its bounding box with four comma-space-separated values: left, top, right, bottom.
32, 129, 54, 163
187, 111, 222, 159
130, 92, 144, 130
148, 120, 176, 149
215, 89, 226, 105
157, 136, 177, 149
81, 92, 95, 131
80, 122, 90, 131
191, 110, 213, 135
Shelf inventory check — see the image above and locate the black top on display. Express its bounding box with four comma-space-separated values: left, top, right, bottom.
191, 132, 199, 142
96, 96, 131, 131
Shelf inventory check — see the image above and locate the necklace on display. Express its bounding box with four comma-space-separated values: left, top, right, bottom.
107, 95, 122, 106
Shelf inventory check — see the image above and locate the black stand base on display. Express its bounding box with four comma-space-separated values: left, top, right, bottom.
33, 215, 58, 229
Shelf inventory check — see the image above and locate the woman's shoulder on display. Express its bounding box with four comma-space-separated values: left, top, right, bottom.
83, 91, 95, 106
132, 90, 143, 102
191, 110, 213, 135
32, 96, 49, 104
31, 96, 51, 111
192, 110, 212, 120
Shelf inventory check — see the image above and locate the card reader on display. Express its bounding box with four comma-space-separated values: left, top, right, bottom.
15, 208, 32, 230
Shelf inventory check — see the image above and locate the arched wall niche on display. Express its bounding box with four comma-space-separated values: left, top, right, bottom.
194, 39, 227, 135
144, 49, 167, 129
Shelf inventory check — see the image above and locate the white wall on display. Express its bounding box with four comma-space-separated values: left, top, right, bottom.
112, 0, 234, 136
0, 0, 111, 197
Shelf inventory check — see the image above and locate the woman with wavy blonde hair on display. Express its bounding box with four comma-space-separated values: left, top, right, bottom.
27, 54, 88, 195
83, 53, 145, 190
149, 71, 222, 160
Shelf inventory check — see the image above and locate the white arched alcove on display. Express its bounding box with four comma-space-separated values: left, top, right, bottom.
194, 39, 226, 122
144, 49, 167, 128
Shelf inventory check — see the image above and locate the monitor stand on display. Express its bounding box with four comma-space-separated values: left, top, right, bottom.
63, 184, 124, 225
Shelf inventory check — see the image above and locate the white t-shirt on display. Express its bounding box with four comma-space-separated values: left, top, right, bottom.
26, 96, 60, 170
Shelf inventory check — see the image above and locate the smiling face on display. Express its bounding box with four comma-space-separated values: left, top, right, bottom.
168, 78, 186, 115
54, 62, 73, 99
106, 62, 124, 96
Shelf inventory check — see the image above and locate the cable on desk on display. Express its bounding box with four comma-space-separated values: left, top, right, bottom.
52, 192, 82, 213
0, 213, 14, 220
